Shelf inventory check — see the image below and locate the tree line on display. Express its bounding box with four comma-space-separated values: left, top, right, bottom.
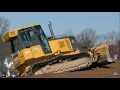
64, 28, 120, 51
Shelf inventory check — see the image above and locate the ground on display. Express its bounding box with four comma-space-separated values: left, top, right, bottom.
25, 60, 120, 78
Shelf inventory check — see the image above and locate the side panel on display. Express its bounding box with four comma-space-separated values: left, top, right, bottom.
49, 37, 80, 56
18, 45, 46, 64
18, 48, 34, 64
49, 38, 73, 53
30, 45, 45, 59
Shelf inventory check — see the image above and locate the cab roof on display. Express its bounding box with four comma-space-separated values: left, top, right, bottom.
2, 24, 40, 43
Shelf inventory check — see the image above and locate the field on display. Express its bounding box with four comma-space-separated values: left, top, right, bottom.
25, 60, 120, 78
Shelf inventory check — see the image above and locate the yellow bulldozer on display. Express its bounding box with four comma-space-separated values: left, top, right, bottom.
1, 24, 91, 77
1, 24, 118, 77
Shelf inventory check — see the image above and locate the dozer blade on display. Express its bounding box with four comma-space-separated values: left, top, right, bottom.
107, 44, 120, 62
96, 44, 119, 63
34, 57, 92, 75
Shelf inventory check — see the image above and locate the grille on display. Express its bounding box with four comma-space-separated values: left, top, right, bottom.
58, 41, 65, 48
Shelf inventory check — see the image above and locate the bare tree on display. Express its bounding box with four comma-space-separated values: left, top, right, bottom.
98, 34, 107, 44
106, 30, 118, 43
99, 30, 120, 45
0, 16, 10, 35
76, 28, 99, 51
0, 17, 11, 61
116, 31, 120, 45
118, 34, 120, 45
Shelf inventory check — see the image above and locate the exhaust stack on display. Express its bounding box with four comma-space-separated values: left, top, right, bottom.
48, 21, 55, 39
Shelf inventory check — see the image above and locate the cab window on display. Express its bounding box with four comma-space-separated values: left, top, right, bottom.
11, 37, 19, 53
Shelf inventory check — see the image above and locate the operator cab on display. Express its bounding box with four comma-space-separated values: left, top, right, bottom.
8, 25, 51, 54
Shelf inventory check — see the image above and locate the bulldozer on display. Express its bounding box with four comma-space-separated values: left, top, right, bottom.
1, 24, 93, 77
1, 23, 118, 77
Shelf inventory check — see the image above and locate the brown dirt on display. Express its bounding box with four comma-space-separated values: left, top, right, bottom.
24, 60, 120, 78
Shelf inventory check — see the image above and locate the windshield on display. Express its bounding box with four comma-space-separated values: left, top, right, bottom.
26, 29, 38, 45
35, 26, 51, 53
17, 25, 51, 54
19, 31, 30, 49
18, 27, 39, 49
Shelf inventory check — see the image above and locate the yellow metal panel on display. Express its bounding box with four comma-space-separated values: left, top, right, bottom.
23, 48, 34, 63
49, 38, 73, 54
30, 45, 45, 59
65, 39, 72, 50
58, 41, 65, 48
18, 50, 25, 64
18, 48, 34, 64
49, 40, 59, 53
2, 28, 21, 42
18, 45, 45, 64
65, 38, 72, 50
58, 39, 72, 52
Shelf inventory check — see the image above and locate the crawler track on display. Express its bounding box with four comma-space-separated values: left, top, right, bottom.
34, 57, 92, 75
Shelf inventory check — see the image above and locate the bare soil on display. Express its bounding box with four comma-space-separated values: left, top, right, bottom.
24, 60, 120, 78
